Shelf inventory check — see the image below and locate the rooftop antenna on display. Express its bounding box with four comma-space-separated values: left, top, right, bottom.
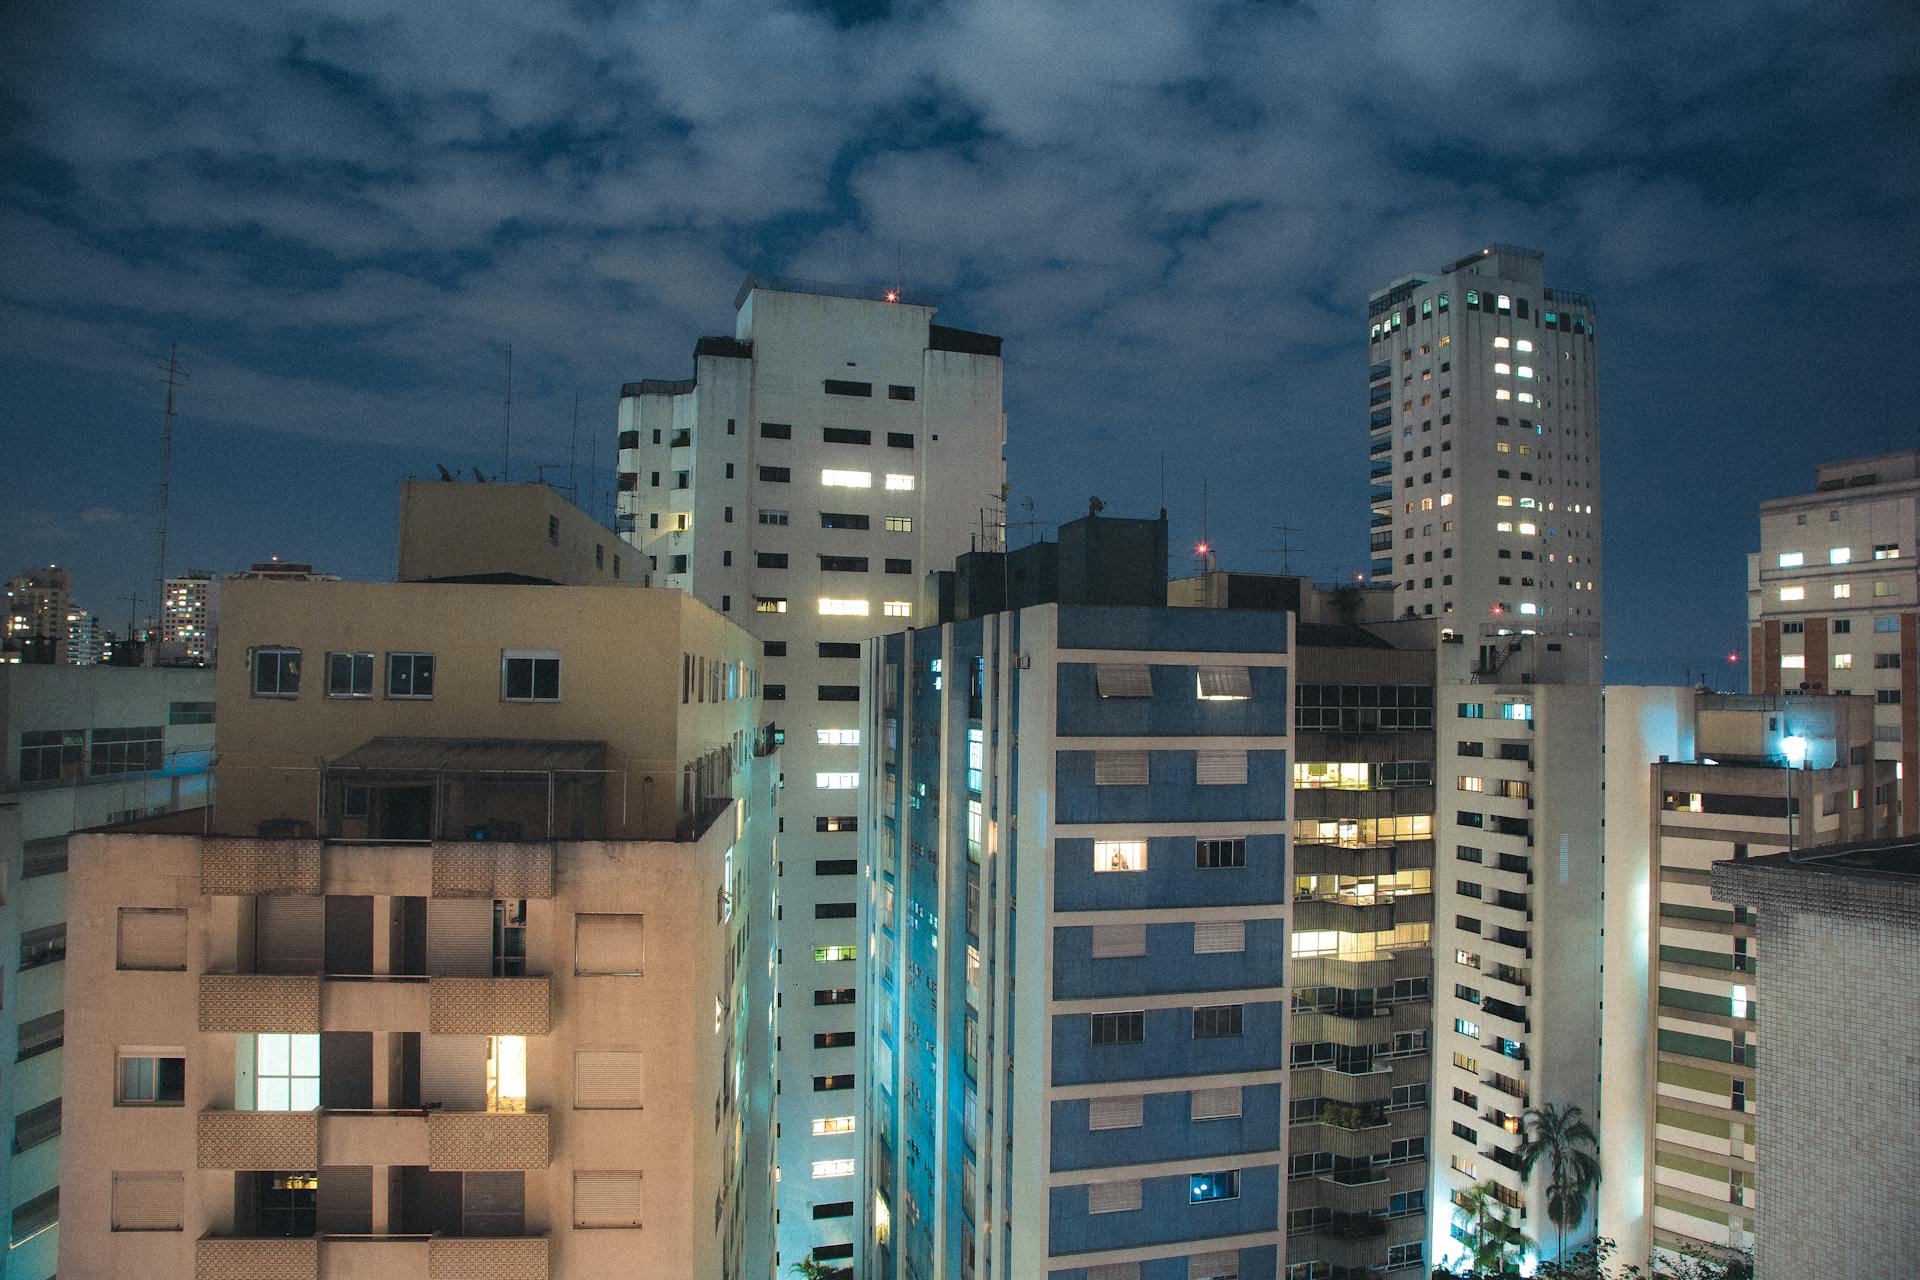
152, 342, 189, 618
568, 392, 580, 502
531, 463, 559, 486
435, 464, 455, 482
501, 342, 513, 483
1264, 523, 1301, 575
1195, 480, 1214, 572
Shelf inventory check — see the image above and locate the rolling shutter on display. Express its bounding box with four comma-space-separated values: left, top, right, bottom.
1190, 1086, 1242, 1120
1095, 664, 1152, 698
1087, 1179, 1142, 1214
1193, 921, 1246, 954
1189, 1249, 1240, 1280
256, 895, 324, 974
318, 1166, 373, 1235
1087, 1095, 1143, 1131
117, 908, 187, 971
574, 1051, 645, 1109
1194, 749, 1248, 785
1091, 924, 1147, 959
111, 1172, 183, 1231
1195, 666, 1252, 700
421, 1034, 487, 1111
575, 914, 645, 975
425, 899, 492, 977
574, 1171, 643, 1228
1093, 751, 1149, 786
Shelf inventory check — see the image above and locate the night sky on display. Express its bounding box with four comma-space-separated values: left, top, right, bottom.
3, 1, 1916, 683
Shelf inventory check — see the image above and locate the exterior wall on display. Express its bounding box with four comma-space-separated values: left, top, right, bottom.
0, 664, 215, 1280
1367, 250, 1602, 636
397, 482, 635, 589
1710, 856, 1920, 1279
864, 604, 1292, 1280
616, 279, 1006, 1276
160, 574, 217, 665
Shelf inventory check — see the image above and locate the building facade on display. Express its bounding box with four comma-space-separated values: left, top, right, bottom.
66, 609, 101, 667
1366, 247, 1602, 636
5, 569, 74, 665
1, 663, 215, 1278
862, 575, 1293, 1280
1710, 838, 1920, 1278
161, 573, 217, 666
1747, 448, 1918, 829
396, 480, 637, 589
56, 572, 775, 1280
616, 276, 1006, 1275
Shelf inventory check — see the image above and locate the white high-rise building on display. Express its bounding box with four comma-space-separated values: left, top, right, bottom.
1367, 247, 1602, 642
617, 277, 1006, 1276
160, 571, 216, 665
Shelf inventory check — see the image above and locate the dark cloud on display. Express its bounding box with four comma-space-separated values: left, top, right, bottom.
2, 0, 1916, 678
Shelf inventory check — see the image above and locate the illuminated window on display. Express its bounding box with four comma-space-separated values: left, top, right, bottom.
1495, 389, 1512, 401
1780, 654, 1805, 670
1518, 603, 1538, 615
813, 1116, 857, 1136
1517, 392, 1534, 404
1496, 521, 1513, 532
1518, 522, 1537, 536
1779, 586, 1804, 602
1440, 493, 1453, 507
882, 601, 912, 618
818, 598, 870, 616
1874, 544, 1900, 560
1778, 551, 1804, 567
1295, 762, 1370, 790
1500, 702, 1533, 721
1496, 496, 1514, 507
1829, 547, 1852, 564
251, 1034, 318, 1111
816, 772, 859, 790
1458, 775, 1484, 793
1094, 840, 1147, 873
817, 729, 860, 746
1833, 583, 1851, 599
885, 516, 912, 532
1494, 362, 1511, 375
1515, 339, 1533, 353
488, 1035, 527, 1112
815, 946, 858, 963
812, 1159, 856, 1179
884, 474, 915, 491
1834, 654, 1853, 670
1493, 337, 1510, 349
1516, 366, 1533, 379
755, 597, 788, 613
821, 470, 871, 488
1420, 498, 1434, 511
1496, 294, 1511, 310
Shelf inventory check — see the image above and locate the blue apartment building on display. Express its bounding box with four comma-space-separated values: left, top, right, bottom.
859, 514, 1293, 1280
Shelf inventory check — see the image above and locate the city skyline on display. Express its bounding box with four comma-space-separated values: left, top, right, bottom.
4, 3, 1918, 685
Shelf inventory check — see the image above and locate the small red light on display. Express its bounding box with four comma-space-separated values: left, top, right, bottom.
1727, 652, 1740, 664
1196, 542, 1210, 555
1490, 605, 1503, 616
884, 289, 899, 303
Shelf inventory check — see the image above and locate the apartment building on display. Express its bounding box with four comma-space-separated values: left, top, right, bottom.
616, 275, 1005, 1275
1711, 837, 1920, 1277
1748, 448, 1918, 829
66, 609, 102, 666
5, 569, 74, 665
1427, 635, 1603, 1271
1, 663, 214, 1279
160, 573, 217, 666
1599, 690, 1889, 1270
1173, 571, 1436, 1280
1367, 247, 1602, 635
860, 513, 1292, 1280
56, 551, 776, 1278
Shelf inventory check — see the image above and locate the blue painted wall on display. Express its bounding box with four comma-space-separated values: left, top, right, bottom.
1054, 749, 1290, 825
1046, 1245, 1279, 1280
1051, 919, 1287, 1000
1052, 834, 1287, 912
1049, 1002, 1289, 1086
1048, 1083, 1284, 1172
1046, 1164, 1283, 1255
1055, 662, 1290, 738
1055, 605, 1288, 655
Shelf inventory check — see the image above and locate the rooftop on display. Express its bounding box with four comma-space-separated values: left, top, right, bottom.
1712, 834, 1920, 928
1731, 835, 1920, 882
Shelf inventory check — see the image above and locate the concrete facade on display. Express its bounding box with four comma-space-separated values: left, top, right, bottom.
396, 481, 636, 590
615, 276, 1006, 1276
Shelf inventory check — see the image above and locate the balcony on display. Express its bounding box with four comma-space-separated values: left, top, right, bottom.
431, 841, 554, 899
201, 975, 321, 1034
428, 977, 551, 1036
197, 1109, 320, 1169
197, 1236, 317, 1280
429, 1236, 548, 1279
321, 1110, 430, 1167
427, 1111, 550, 1171
323, 977, 430, 1031
201, 836, 324, 896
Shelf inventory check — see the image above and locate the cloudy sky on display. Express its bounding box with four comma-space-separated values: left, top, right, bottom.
2, 0, 1915, 680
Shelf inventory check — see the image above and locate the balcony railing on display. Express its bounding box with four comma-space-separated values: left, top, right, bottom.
428, 977, 551, 1036
429, 1236, 549, 1279
427, 1110, 550, 1171
201, 975, 321, 1034
200, 836, 323, 896
196, 1110, 320, 1170
196, 1236, 317, 1280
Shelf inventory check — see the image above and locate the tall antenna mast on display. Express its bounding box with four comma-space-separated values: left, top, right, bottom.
569, 391, 580, 501
154, 342, 189, 621
501, 342, 514, 482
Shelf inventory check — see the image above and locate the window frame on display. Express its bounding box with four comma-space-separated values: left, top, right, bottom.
501, 650, 562, 703
386, 651, 436, 699
327, 650, 375, 699
251, 647, 302, 698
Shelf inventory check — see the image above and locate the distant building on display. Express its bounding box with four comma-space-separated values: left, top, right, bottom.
5, 568, 74, 664
65, 608, 101, 666
0, 663, 215, 1279
1748, 448, 1918, 829
1711, 836, 1920, 1277
865, 513, 1294, 1280
1599, 689, 1890, 1270
397, 479, 635, 588
226, 559, 340, 583
160, 571, 217, 665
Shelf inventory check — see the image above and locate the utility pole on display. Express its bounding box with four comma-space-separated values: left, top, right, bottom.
501, 342, 514, 483
154, 343, 189, 625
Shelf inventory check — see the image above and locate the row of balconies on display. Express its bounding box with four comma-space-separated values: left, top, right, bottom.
200, 837, 555, 900
200, 974, 550, 1037
196, 1234, 547, 1280
196, 1108, 550, 1171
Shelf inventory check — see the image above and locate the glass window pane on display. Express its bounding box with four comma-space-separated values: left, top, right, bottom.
289, 1079, 320, 1112
257, 1079, 291, 1111
257, 1034, 290, 1076
289, 1034, 319, 1077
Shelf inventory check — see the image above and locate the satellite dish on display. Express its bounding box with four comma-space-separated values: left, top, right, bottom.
1089, 497, 1105, 514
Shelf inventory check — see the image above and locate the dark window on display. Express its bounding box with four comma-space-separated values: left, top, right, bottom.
815, 859, 858, 875
1196, 838, 1246, 868
20, 924, 65, 970
758, 552, 789, 569
814, 1243, 855, 1261
819, 642, 861, 658
819, 556, 869, 573
888, 385, 915, 401
814, 988, 856, 1005
327, 652, 375, 699
813, 1075, 855, 1091
502, 652, 561, 702
760, 422, 792, 440
16, 1012, 62, 1061
816, 816, 858, 832
824, 379, 873, 397
887, 431, 915, 448
820, 512, 871, 530
18, 729, 84, 782
548, 514, 561, 545
1090, 1011, 1144, 1045
758, 466, 791, 483
885, 559, 912, 574
765, 641, 788, 657
1192, 1005, 1244, 1039
813, 1201, 854, 1219
13, 1098, 60, 1153
765, 685, 786, 701
11, 1187, 58, 1246
819, 686, 860, 702
253, 648, 302, 697
814, 1031, 856, 1049
21, 838, 67, 878
816, 902, 857, 919
823, 427, 871, 445
617, 430, 638, 450
117, 1053, 185, 1105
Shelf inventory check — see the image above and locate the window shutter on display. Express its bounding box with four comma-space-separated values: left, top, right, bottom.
575, 914, 645, 975
426, 898, 494, 977
1090, 1265, 1142, 1280
1087, 1179, 1142, 1214
1095, 664, 1152, 698
1194, 749, 1249, 785
1189, 1249, 1240, 1279
1088, 1095, 1144, 1131
111, 1172, 183, 1231
1190, 1086, 1242, 1120
574, 1051, 645, 1109
1091, 924, 1147, 959
1195, 666, 1252, 700
420, 1034, 487, 1111
255, 895, 324, 974
1193, 921, 1246, 954
574, 1171, 644, 1228
117, 908, 187, 971
318, 1165, 373, 1235
1094, 751, 1150, 786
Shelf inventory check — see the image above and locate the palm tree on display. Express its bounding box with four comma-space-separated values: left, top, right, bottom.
1517, 1102, 1602, 1266
1454, 1179, 1532, 1276
789, 1260, 838, 1280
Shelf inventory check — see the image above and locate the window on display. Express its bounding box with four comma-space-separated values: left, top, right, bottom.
1191, 1086, 1242, 1120
886, 515, 913, 532
822, 426, 870, 445
812, 1115, 858, 1137
1455, 1018, 1481, 1038
757, 508, 789, 525
820, 512, 870, 531
1387, 1242, 1424, 1270
815, 858, 858, 875
1196, 838, 1246, 868
882, 600, 912, 618
1192, 1005, 1244, 1038
758, 465, 790, 483
1195, 665, 1253, 700
885, 558, 912, 574
814, 1074, 855, 1091
816, 816, 859, 833
574, 1050, 645, 1109
1778, 551, 1805, 568
1194, 920, 1246, 953
815, 946, 857, 964
501, 650, 560, 701
759, 421, 792, 439
251, 1034, 319, 1110
1088, 1180, 1143, 1214
824, 379, 872, 397
1089, 1095, 1144, 1130
756, 597, 788, 613
1833, 583, 1851, 599
1879, 689, 1902, 705
1189, 1171, 1238, 1203
819, 685, 860, 701
20, 924, 64, 970
326, 651, 374, 698
575, 914, 645, 975
1094, 750, 1149, 785
820, 469, 871, 488
117, 908, 187, 971
815, 902, 858, 919
19, 728, 84, 781
17, 1012, 62, 1061
816, 728, 860, 746
573, 1171, 643, 1228
13, 1098, 59, 1153
1829, 546, 1852, 564
1090, 1011, 1144, 1045
387, 652, 434, 699
817, 597, 870, 616
1096, 663, 1152, 697
117, 1049, 186, 1105
816, 772, 859, 790
169, 700, 215, 725
1195, 749, 1249, 784
1877, 615, 1899, 632
814, 988, 855, 1005
1834, 653, 1854, 670
1780, 586, 1805, 602
88, 726, 163, 775
252, 647, 301, 697
819, 555, 868, 573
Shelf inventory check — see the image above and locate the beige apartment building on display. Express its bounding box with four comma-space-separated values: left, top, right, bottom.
57, 564, 777, 1278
